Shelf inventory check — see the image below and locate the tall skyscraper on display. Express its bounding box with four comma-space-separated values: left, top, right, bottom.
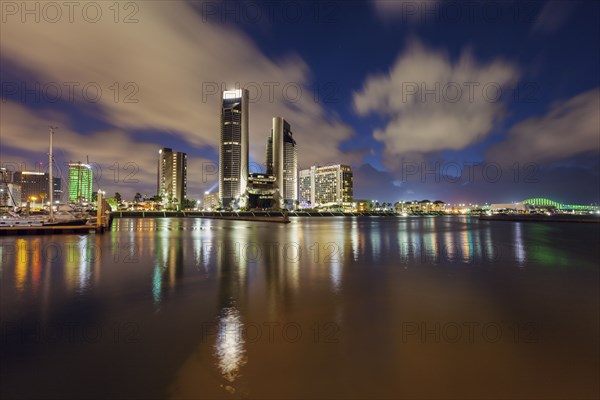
68, 163, 93, 202
298, 164, 353, 206
13, 171, 62, 204
267, 117, 297, 207
220, 89, 249, 207
157, 148, 187, 205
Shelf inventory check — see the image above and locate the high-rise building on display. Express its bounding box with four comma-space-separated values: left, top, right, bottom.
13, 171, 62, 204
68, 163, 93, 202
220, 89, 249, 207
157, 148, 187, 205
299, 166, 316, 205
267, 117, 297, 207
298, 164, 353, 206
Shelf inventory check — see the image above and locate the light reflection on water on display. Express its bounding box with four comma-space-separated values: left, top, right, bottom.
214, 305, 247, 386
515, 222, 526, 268
0, 216, 598, 399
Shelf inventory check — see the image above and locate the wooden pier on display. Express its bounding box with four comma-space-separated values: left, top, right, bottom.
0, 224, 108, 236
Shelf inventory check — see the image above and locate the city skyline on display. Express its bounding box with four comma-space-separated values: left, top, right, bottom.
1, 1, 598, 205
1, 2, 599, 399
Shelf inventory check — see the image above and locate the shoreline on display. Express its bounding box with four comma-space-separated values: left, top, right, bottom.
112, 210, 413, 218
479, 214, 600, 223
3, 213, 598, 236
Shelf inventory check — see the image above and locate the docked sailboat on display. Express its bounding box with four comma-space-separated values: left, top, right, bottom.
0, 127, 91, 228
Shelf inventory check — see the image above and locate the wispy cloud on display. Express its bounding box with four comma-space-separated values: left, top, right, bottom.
0, 1, 356, 174
0, 101, 213, 198
353, 39, 519, 169
372, 0, 441, 23
486, 88, 600, 165
531, 0, 575, 34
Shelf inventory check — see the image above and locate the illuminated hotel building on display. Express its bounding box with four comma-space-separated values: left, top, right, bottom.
157, 148, 187, 205
298, 164, 353, 206
203, 192, 219, 210
219, 89, 249, 207
13, 171, 62, 204
299, 167, 315, 205
68, 163, 93, 202
266, 117, 297, 206
247, 173, 276, 209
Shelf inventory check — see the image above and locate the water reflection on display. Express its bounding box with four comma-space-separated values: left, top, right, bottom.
77, 236, 93, 294
444, 225, 458, 263
212, 224, 252, 390
527, 224, 570, 268
370, 221, 382, 261
14, 239, 27, 292
214, 305, 247, 386
350, 218, 360, 261
152, 222, 184, 307
461, 227, 473, 263
514, 223, 526, 268
328, 227, 344, 293
1, 217, 598, 400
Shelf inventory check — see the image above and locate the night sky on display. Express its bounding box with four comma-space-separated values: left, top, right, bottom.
1, 0, 599, 204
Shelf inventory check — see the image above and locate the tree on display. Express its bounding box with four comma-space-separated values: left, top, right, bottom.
295, 200, 300, 210
182, 198, 196, 210
114, 192, 122, 204
134, 192, 142, 203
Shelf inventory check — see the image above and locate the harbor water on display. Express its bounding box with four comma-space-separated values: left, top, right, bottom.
1, 216, 598, 399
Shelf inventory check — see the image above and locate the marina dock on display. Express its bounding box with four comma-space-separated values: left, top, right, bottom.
0, 224, 109, 236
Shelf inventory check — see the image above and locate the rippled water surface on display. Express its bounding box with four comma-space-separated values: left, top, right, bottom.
1, 216, 598, 399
